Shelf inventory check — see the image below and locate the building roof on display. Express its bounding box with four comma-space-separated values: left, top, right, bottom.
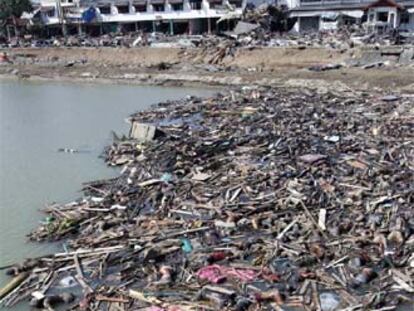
365, 0, 404, 9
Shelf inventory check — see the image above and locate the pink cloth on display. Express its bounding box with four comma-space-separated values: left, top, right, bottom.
196, 264, 258, 284
147, 307, 181, 311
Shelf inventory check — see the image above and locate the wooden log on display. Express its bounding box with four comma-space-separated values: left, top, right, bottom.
95, 295, 129, 303
128, 289, 162, 304
0, 272, 29, 300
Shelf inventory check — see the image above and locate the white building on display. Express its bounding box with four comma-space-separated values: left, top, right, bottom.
289, 0, 414, 32
365, 0, 414, 31
29, 0, 246, 34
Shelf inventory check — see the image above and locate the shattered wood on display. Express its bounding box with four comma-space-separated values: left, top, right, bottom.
1, 87, 413, 310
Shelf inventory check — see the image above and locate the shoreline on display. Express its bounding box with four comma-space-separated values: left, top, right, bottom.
1, 46, 414, 93
0, 72, 236, 89
2, 67, 414, 95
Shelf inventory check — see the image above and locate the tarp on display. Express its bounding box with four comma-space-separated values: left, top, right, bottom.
82, 7, 96, 23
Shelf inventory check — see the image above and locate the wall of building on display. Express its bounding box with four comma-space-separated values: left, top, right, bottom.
279, 0, 300, 9
400, 12, 414, 30
34, 0, 246, 26
299, 16, 320, 32
367, 7, 399, 28
320, 19, 338, 30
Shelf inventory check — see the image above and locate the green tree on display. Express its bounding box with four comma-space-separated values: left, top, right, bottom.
0, 0, 32, 27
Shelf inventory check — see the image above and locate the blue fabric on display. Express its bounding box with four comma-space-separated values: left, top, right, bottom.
82, 7, 96, 23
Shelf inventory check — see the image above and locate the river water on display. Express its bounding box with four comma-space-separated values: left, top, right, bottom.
0, 80, 214, 309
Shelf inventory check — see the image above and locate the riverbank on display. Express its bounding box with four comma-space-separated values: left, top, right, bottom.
1, 46, 414, 93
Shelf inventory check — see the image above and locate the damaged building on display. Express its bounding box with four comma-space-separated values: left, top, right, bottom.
27, 0, 247, 35
19, 0, 414, 37
289, 0, 414, 32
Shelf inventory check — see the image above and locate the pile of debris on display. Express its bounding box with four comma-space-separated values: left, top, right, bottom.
2, 6, 414, 52
227, 23, 414, 50
241, 4, 292, 33
1, 87, 413, 310
308, 46, 414, 72
2, 31, 153, 48
182, 22, 414, 65
181, 36, 238, 65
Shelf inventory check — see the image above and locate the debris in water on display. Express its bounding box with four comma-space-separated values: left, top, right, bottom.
1, 87, 413, 310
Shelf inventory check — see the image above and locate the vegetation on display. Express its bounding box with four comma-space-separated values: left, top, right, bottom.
0, 0, 32, 30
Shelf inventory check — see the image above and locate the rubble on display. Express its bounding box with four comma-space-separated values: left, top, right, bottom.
240, 4, 292, 33
1, 86, 413, 310
308, 63, 343, 72
129, 122, 165, 141
2, 5, 414, 53
0, 31, 197, 49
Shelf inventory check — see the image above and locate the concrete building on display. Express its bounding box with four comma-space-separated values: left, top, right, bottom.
290, 0, 414, 32
365, 0, 414, 31
29, 0, 247, 35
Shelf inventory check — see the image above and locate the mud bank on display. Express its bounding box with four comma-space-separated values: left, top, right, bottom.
1, 47, 414, 92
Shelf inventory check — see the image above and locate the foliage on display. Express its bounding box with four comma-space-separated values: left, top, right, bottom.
0, 0, 32, 25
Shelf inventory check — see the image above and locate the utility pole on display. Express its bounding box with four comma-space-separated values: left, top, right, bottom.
56, 0, 67, 36
76, 0, 82, 35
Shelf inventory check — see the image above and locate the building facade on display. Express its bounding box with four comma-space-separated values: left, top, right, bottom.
290, 0, 414, 32
29, 0, 246, 35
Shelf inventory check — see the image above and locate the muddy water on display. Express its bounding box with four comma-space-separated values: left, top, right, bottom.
0, 80, 215, 309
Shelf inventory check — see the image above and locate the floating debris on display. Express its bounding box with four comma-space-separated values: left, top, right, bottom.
58, 148, 79, 153
1, 87, 413, 310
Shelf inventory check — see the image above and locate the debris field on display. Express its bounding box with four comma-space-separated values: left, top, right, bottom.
1, 87, 413, 311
